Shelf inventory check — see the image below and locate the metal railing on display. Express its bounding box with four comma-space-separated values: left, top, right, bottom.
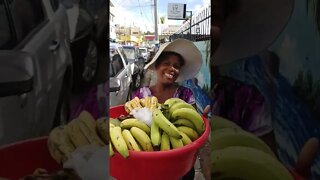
169, 5, 211, 42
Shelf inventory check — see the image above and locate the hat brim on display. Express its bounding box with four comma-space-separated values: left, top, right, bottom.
144, 39, 202, 82
213, 0, 294, 65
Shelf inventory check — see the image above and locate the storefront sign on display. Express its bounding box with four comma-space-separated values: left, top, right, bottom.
167, 3, 186, 20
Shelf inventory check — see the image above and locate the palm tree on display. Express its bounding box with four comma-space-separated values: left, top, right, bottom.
160, 16, 165, 24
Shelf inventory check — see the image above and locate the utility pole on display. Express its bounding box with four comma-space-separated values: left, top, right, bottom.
154, 0, 158, 46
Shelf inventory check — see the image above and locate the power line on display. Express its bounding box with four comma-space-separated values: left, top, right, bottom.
123, 4, 153, 10
150, 0, 154, 25
137, 0, 152, 32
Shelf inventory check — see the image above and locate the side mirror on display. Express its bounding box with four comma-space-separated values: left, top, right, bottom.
110, 77, 121, 92
0, 51, 34, 97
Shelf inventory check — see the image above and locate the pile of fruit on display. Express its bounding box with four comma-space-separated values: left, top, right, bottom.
47, 111, 108, 164
211, 116, 295, 180
109, 96, 206, 158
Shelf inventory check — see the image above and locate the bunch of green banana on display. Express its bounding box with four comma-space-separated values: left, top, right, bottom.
211, 146, 294, 180
124, 96, 160, 113
210, 116, 294, 179
212, 127, 276, 158
164, 98, 205, 136
148, 100, 206, 150
211, 115, 242, 130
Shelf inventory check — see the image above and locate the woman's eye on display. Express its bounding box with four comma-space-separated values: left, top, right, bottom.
174, 64, 181, 69
163, 62, 170, 66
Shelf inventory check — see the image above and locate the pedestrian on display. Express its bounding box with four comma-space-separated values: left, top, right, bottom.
212, 0, 318, 179
132, 38, 210, 180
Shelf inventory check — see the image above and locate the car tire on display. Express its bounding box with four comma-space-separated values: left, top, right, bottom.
140, 70, 144, 79
82, 39, 98, 83
127, 84, 133, 102
52, 79, 71, 128
71, 35, 98, 92
91, 27, 108, 85
132, 72, 141, 90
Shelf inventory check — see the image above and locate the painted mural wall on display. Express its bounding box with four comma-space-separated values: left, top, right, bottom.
182, 40, 212, 115
215, 0, 320, 178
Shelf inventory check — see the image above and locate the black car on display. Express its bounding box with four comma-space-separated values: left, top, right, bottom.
122, 45, 145, 89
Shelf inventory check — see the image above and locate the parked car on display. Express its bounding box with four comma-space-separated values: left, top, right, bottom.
0, 0, 73, 145
138, 47, 150, 63
65, 0, 108, 92
122, 45, 145, 89
109, 43, 133, 107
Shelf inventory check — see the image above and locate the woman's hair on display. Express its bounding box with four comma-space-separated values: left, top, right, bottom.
154, 51, 185, 68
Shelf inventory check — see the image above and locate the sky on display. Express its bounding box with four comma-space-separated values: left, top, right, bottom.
110, 0, 210, 32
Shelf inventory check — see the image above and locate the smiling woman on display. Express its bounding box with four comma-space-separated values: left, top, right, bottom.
131, 38, 205, 179
132, 38, 202, 104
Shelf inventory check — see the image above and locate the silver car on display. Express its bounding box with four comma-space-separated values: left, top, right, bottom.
138, 47, 150, 63
122, 45, 145, 90
0, 0, 73, 145
109, 43, 133, 107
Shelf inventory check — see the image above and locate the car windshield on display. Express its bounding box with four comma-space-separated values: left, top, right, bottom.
123, 48, 135, 59
139, 48, 147, 54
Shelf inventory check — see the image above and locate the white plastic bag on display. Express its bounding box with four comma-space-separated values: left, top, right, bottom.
63, 145, 109, 180
130, 107, 153, 127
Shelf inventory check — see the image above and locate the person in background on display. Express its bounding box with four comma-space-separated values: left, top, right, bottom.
132, 38, 209, 180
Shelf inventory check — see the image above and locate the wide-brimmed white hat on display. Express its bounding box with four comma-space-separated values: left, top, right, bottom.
144, 39, 202, 82
213, 0, 294, 66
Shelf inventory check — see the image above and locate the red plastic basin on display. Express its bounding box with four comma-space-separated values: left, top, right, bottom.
0, 136, 61, 179
110, 105, 211, 180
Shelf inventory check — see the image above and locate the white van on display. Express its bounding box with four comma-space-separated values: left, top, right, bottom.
0, 0, 73, 145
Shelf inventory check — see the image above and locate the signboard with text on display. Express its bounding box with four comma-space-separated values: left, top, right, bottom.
167, 3, 186, 20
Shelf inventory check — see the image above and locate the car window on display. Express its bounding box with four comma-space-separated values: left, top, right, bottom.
118, 47, 128, 64
110, 48, 124, 76
9, 0, 45, 42
123, 48, 135, 60
139, 48, 147, 54
0, 1, 13, 49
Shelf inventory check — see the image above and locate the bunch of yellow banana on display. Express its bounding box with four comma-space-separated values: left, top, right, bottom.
47, 111, 108, 164
109, 117, 153, 158
210, 116, 294, 180
124, 96, 160, 113
110, 97, 207, 158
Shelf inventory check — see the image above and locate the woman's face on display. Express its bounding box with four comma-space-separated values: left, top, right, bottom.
155, 55, 182, 84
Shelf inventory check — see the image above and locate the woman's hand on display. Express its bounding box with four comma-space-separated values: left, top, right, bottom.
198, 140, 211, 180
198, 105, 211, 179
202, 105, 211, 118
293, 137, 319, 179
